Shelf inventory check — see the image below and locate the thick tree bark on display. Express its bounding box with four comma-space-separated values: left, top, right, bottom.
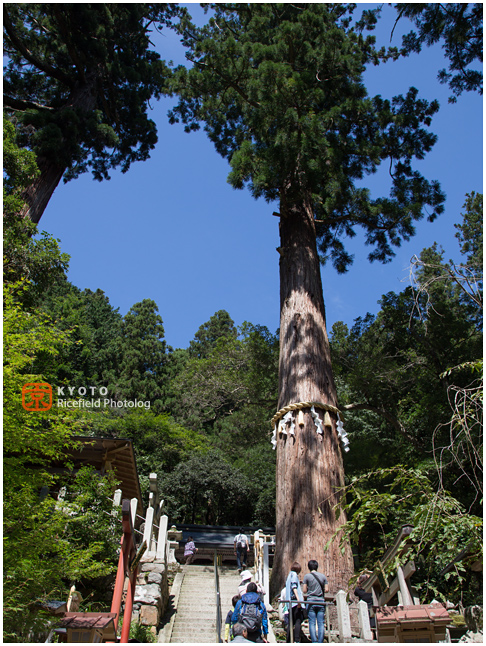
271, 187, 354, 597
20, 158, 67, 224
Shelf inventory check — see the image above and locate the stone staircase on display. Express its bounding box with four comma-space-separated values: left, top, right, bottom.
167, 564, 241, 643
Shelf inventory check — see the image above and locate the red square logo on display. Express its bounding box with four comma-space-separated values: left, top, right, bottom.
22, 383, 53, 411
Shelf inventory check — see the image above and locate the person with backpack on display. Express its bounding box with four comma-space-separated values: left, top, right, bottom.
234, 528, 249, 573
302, 560, 329, 643
232, 582, 268, 643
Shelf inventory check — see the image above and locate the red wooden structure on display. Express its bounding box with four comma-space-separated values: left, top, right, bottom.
376, 604, 450, 642
109, 498, 142, 643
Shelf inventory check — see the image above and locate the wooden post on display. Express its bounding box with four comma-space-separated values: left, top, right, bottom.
120, 567, 137, 643
254, 530, 261, 582
397, 566, 414, 606
111, 500, 136, 639
111, 537, 126, 634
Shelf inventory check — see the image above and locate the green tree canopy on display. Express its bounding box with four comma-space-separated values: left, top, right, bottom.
160, 450, 253, 525
393, 3, 483, 102
114, 299, 168, 409
3, 115, 69, 305
188, 309, 237, 359
3, 288, 119, 642
173, 320, 278, 439
455, 191, 483, 274
330, 196, 483, 514
84, 409, 210, 489
36, 279, 122, 388
171, 2, 445, 273
3, 3, 184, 223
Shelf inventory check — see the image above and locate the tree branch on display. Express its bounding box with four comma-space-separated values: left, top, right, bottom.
3, 6, 74, 88
3, 95, 54, 112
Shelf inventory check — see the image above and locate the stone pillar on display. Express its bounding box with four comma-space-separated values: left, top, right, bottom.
143, 506, 155, 554
358, 599, 373, 641
157, 514, 168, 563
130, 497, 138, 527
112, 488, 122, 507
263, 543, 270, 609
167, 525, 182, 565
336, 590, 352, 643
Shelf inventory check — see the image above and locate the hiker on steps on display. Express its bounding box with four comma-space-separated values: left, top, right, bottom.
231, 623, 253, 643
224, 595, 240, 642
302, 560, 329, 643
238, 570, 265, 599
234, 528, 249, 573
232, 582, 268, 643
285, 561, 305, 643
183, 536, 198, 564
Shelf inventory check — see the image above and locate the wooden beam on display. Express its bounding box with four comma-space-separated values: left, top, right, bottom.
363, 524, 414, 596
378, 561, 416, 606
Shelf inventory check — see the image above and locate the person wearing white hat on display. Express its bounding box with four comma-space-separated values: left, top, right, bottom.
238, 570, 265, 599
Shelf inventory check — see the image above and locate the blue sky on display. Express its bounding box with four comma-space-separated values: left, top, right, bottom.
39, 4, 483, 350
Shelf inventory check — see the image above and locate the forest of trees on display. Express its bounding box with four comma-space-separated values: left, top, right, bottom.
3, 3, 482, 641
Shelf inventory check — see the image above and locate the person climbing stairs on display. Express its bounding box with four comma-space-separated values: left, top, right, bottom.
165, 564, 241, 643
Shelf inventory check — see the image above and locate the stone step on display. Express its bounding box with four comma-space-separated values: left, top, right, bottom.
173, 610, 220, 620
175, 605, 218, 615
177, 596, 228, 603
177, 590, 237, 603
170, 632, 220, 643
181, 580, 239, 588
178, 582, 238, 589
168, 566, 255, 643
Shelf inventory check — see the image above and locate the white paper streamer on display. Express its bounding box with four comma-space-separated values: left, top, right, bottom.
271, 426, 277, 450
336, 412, 350, 452
271, 407, 350, 452
310, 405, 324, 435
282, 410, 295, 436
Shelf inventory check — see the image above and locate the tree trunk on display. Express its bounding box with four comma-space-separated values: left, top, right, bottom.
271, 187, 354, 596
20, 157, 67, 224
20, 73, 99, 224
